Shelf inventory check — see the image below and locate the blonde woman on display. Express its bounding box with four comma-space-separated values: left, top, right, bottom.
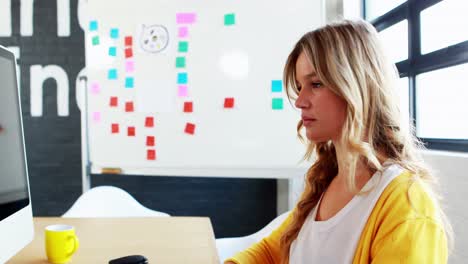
225, 19, 452, 264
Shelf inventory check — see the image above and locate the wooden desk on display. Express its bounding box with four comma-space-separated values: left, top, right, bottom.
9, 217, 220, 264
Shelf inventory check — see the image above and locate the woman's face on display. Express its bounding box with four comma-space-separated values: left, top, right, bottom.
294, 52, 347, 143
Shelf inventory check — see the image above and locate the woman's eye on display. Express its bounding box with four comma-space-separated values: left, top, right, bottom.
311, 82, 322, 88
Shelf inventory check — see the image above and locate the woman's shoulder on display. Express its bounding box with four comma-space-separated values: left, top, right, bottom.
374, 167, 442, 224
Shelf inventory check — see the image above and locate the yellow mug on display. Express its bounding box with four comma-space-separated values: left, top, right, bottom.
45, 224, 80, 264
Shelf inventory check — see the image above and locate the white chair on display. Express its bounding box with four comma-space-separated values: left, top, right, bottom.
62, 186, 170, 218
216, 211, 290, 263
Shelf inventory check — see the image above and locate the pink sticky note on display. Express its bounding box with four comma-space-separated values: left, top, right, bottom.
125, 60, 135, 73
178, 27, 189, 38
178, 85, 188, 97
90, 82, 100, 94
92, 111, 101, 122
176, 13, 196, 24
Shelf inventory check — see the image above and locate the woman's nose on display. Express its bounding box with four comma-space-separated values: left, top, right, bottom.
295, 89, 309, 109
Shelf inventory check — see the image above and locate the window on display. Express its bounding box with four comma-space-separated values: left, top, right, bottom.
365, 0, 406, 21
365, 0, 468, 151
396, 77, 410, 128
378, 20, 408, 63
420, 0, 468, 54
416, 63, 468, 139
343, 0, 362, 19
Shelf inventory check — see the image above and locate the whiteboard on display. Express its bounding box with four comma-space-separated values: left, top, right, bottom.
84, 0, 322, 177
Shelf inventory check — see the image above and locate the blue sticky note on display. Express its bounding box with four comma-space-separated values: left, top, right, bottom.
89, 20, 98, 31
125, 77, 134, 88
110, 28, 119, 39
109, 47, 117, 56
271, 80, 282, 92
177, 72, 188, 84
108, 69, 118, 80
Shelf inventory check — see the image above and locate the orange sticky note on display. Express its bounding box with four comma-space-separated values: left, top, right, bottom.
224, 97, 234, 108
125, 48, 133, 58
146, 136, 155, 146
111, 123, 119, 133
185, 122, 195, 135
183, 101, 193, 113
125, 36, 133, 46
127, 126, 135, 136
145, 117, 154, 127
110, 96, 118, 107
147, 149, 156, 160
125, 102, 134, 112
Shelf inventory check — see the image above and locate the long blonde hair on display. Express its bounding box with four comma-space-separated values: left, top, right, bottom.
280, 19, 453, 263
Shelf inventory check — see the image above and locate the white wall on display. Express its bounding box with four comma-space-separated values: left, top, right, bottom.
421, 150, 468, 264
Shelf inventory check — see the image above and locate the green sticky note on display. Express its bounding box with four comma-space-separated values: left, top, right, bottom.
272, 98, 283, 110
92, 36, 100, 45
178, 41, 188, 52
176, 57, 186, 68
224, 13, 236, 26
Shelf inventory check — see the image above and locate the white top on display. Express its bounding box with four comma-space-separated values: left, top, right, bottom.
289, 163, 405, 264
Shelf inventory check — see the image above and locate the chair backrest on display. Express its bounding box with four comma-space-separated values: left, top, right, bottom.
62, 186, 170, 218
216, 211, 290, 263
249, 211, 290, 242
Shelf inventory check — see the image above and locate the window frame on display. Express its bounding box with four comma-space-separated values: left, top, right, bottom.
364, 0, 468, 152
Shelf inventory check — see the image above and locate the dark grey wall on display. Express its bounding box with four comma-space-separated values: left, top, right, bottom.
0, 0, 277, 238
92, 175, 277, 237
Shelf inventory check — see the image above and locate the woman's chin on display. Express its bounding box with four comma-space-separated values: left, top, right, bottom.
306, 132, 329, 143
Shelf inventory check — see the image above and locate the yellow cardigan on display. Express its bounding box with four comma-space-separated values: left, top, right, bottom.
226, 171, 448, 263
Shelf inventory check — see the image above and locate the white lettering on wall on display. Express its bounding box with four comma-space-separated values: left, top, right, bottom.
57, 0, 70, 37
30, 65, 69, 117
77, 0, 88, 31
20, 0, 34, 36
0, 0, 12, 36
75, 67, 86, 111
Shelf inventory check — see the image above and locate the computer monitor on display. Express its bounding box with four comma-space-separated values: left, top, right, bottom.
0, 45, 34, 262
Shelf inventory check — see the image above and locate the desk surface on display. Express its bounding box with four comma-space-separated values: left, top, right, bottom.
9, 217, 220, 264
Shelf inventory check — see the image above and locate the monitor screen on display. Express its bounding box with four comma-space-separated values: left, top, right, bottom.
0, 52, 30, 221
